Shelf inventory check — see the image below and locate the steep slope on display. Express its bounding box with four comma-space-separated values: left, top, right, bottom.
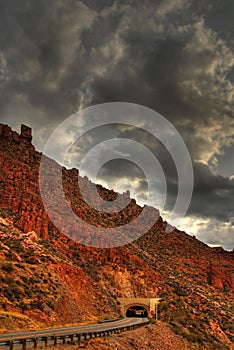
0, 123, 234, 349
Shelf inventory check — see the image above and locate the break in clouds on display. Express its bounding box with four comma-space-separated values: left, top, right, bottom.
0, 0, 233, 249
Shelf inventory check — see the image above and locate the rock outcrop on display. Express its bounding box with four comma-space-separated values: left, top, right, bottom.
0, 124, 48, 238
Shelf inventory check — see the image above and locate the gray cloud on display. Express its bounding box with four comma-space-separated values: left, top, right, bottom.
189, 162, 234, 221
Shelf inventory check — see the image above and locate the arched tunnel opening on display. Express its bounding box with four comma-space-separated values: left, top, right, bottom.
126, 305, 148, 318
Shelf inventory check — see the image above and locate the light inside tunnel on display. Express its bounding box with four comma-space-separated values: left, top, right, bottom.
126, 305, 148, 318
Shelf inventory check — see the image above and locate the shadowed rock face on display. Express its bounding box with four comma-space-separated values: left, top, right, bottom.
0, 123, 234, 349
20, 124, 32, 143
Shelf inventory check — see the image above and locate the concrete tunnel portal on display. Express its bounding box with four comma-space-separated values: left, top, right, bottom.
117, 298, 161, 319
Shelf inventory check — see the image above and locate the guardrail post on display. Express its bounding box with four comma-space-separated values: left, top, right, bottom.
69, 334, 74, 343
22, 339, 27, 350
44, 336, 48, 347
62, 335, 66, 344
9, 340, 14, 350
33, 337, 38, 349
76, 334, 81, 342
53, 336, 57, 346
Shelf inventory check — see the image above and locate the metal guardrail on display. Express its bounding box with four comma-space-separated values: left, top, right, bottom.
98, 315, 124, 323
0, 319, 150, 349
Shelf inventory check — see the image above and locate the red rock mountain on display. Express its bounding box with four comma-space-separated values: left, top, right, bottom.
0, 124, 233, 349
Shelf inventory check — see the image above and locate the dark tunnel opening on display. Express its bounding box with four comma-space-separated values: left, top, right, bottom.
126, 305, 148, 318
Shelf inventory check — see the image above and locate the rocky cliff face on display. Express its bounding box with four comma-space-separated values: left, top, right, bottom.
0, 124, 234, 349
0, 124, 49, 239
0, 123, 158, 246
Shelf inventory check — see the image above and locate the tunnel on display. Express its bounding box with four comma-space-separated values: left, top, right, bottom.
126, 305, 148, 317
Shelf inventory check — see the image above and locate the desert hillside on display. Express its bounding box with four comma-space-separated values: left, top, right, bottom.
0, 123, 234, 349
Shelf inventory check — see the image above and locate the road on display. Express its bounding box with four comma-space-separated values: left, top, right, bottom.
0, 317, 149, 347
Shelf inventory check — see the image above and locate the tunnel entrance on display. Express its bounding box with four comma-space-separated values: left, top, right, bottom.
126, 305, 148, 318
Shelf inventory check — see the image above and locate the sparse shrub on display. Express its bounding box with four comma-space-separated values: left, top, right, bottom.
19, 301, 28, 312
174, 286, 187, 296
181, 331, 204, 344
2, 302, 7, 311
1, 262, 14, 273
30, 300, 44, 311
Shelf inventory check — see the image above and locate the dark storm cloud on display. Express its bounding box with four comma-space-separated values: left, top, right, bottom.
79, 0, 233, 168
1, 0, 233, 149
0, 0, 233, 248
191, 0, 234, 46
0, 0, 96, 130
209, 142, 234, 178
97, 160, 149, 204
189, 162, 234, 222
67, 123, 178, 198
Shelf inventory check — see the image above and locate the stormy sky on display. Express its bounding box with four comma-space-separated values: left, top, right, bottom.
0, 0, 233, 250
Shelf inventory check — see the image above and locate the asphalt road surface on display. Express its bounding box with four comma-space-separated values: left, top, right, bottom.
0, 317, 148, 344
